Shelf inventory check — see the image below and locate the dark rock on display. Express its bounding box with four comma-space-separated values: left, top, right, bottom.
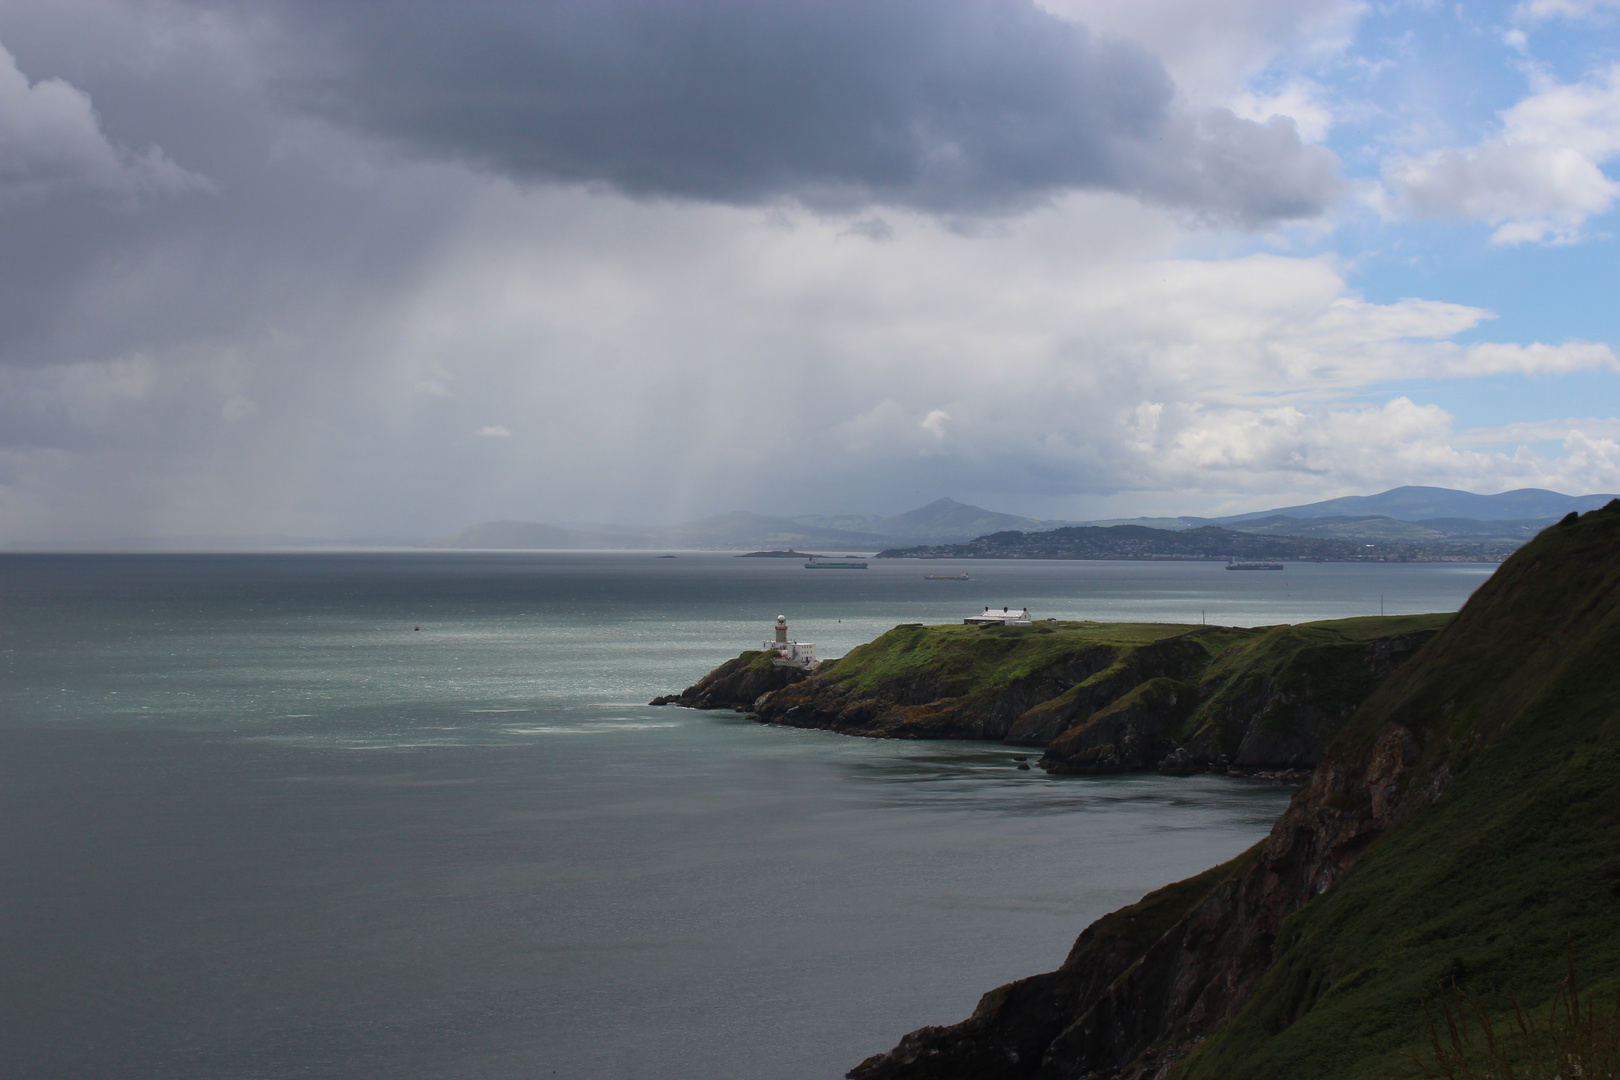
649, 651, 806, 711
1157, 747, 1199, 776
1039, 676, 1194, 774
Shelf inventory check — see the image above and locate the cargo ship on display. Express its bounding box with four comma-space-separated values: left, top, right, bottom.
924, 571, 970, 580
1225, 561, 1285, 570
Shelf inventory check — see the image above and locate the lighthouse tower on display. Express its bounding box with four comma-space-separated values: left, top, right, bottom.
762, 614, 818, 670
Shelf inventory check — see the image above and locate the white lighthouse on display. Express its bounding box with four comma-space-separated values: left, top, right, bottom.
762, 614, 819, 670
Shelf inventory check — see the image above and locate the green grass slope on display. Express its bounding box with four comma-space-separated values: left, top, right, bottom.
822, 621, 1231, 699
755, 621, 1233, 742
744, 615, 1446, 773
1174, 503, 1620, 1080
1174, 615, 1448, 768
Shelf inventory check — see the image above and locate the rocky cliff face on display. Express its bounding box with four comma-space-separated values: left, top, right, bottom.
1067, 625, 1440, 775
649, 650, 807, 710
849, 715, 1436, 1079
847, 502, 1620, 1080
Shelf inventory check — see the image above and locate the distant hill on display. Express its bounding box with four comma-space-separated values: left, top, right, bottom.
433, 511, 892, 550
435, 498, 1063, 550
1219, 513, 1551, 546
876, 523, 1516, 563
791, 497, 1075, 545
1082, 487, 1618, 547
1215, 485, 1617, 523
655, 512, 892, 550
431, 487, 1618, 552
433, 521, 634, 549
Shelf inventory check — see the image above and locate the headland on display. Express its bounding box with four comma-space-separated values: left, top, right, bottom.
655, 612, 1448, 778
656, 501, 1620, 1079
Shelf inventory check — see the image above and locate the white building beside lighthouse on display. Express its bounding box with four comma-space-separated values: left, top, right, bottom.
763, 615, 819, 670
964, 606, 1033, 626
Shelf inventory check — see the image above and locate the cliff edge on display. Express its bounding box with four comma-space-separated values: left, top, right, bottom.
848, 501, 1620, 1080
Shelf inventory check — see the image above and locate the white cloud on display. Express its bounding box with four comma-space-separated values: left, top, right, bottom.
1558, 429, 1620, 490
5, 168, 1613, 539
1451, 416, 1620, 447
1386, 64, 1620, 244
1038, 0, 1362, 106
1446, 341, 1618, 377
0, 0, 1612, 542
0, 37, 204, 201
1515, 0, 1620, 21
1138, 398, 1620, 497
51, 354, 158, 427
1232, 80, 1335, 142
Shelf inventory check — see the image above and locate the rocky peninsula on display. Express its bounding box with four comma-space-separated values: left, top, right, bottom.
654, 614, 1447, 777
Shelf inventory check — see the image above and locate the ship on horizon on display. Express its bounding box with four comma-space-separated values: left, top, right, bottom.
804, 556, 868, 569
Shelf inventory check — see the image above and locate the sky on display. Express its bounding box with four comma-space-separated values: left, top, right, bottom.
1, 0, 1618, 543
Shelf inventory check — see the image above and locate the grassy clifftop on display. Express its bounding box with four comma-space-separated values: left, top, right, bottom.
748, 615, 1446, 774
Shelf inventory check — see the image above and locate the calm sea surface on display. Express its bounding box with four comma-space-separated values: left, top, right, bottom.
0, 553, 1493, 1079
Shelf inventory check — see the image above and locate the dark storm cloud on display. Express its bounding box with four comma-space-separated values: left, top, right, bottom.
269, 0, 1343, 223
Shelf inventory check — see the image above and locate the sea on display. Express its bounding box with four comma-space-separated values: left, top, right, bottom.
0, 552, 1494, 1080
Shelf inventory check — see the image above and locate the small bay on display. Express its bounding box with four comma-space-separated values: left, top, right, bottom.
0, 553, 1489, 1078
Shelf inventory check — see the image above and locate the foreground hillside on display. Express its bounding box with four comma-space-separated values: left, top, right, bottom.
849, 502, 1620, 1079
658, 615, 1447, 776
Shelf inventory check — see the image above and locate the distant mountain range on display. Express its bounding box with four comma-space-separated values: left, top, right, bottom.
432, 487, 1616, 552
15, 488, 1608, 553
1207, 485, 1618, 523
432, 498, 1082, 550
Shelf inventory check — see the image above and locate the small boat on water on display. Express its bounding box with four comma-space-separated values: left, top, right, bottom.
804, 557, 868, 569
1226, 561, 1285, 571
925, 571, 970, 580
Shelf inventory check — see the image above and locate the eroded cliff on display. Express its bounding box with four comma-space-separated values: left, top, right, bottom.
648, 648, 809, 710
848, 501, 1620, 1080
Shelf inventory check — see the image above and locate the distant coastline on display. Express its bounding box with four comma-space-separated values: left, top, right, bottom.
877, 522, 1516, 563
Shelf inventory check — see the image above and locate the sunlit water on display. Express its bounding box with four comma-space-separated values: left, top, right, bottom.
0, 553, 1491, 1079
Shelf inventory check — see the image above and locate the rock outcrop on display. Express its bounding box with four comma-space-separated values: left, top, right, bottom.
649, 650, 808, 710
